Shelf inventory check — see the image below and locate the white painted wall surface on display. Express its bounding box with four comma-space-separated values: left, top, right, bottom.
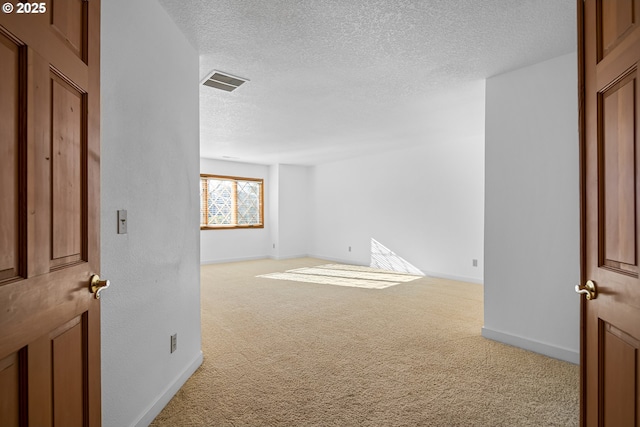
309, 81, 486, 283
269, 165, 280, 259
484, 52, 580, 363
101, 1, 202, 426
199, 161, 310, 263
273, 165, 310, 259
200, 158, 271, 263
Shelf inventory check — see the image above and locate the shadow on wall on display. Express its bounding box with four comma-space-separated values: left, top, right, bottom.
370, 238, 424, 276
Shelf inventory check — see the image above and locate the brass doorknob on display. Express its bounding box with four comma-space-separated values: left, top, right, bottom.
90, 274, 110, 299
575, 280, 597, 300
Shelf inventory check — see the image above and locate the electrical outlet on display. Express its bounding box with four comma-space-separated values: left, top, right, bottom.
348, 246, 351, 252
472, 259, 478, 267
273, 243, 275, 249
170, 333, 177, 353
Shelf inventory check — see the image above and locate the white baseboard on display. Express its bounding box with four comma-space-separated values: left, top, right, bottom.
202, 254, 343, 265
269, 254, 310, 261
201, 254, 315, 265
201, 255, 267, 265
420, 270, 483, 285
133, 351, 204, 427
481, 327, 579, 364
306, 254, 367, 266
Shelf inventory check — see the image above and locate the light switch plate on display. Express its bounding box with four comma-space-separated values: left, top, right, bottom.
171, 334, 177, 353
117, 210, 127, 234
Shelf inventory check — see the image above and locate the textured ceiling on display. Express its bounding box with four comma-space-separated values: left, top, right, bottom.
158, 0, 576, 165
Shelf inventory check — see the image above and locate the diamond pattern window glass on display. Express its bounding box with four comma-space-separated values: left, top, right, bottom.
200, 175, 264, 229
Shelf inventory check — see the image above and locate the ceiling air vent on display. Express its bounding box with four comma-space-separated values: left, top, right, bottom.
201, 70, 248, 92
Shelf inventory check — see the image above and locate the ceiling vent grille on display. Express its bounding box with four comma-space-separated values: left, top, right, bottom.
201, 70, 248, 92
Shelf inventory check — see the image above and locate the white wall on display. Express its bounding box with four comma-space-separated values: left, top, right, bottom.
309, 81, 486, 283
101, 1, 202, 426
200, 158, 271, 263
484, 52, 580, 363
199, 160, 311, 263
199, 82, 485, 280
269, 165, 280, 259
272, 164, 310, 259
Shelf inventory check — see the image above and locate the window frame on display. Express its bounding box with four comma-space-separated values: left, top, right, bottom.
200, 174, 264, 230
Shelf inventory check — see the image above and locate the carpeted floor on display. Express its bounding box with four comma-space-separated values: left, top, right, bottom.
150, 257, 579, 426
256, 263, 423, 289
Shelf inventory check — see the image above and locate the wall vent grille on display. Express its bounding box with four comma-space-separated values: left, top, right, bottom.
202, 71, 248, 92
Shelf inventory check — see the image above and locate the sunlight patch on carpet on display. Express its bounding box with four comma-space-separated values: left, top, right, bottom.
257, 264, 423, 289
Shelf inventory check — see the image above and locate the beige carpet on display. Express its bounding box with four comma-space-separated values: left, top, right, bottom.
151, 258, 579, 426
257, 263, 423, 289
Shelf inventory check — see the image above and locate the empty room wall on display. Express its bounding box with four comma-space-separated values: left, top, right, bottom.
101, 0, 202, 425
270, 164, 311, 259
200, 158, 271, 263
309, 81, 486, 283
484, 52, 580, 363
200, 160, 311, 263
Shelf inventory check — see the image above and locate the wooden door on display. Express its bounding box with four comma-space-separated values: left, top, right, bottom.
0, 1, 101, 426
580, 0, 640, 425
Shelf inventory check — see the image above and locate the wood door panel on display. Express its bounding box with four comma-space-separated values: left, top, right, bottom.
28, 336, 52, 427
0, 267, 90, 358
52, 316, 86, 427
0, 1, 101, 424
0, 32, 22, 283
600, 71, 637, 274
51, 0, 87, 62
595, 16, 640, 93
0, 353, 20, 427
51, 72, 86, 268
601, 321, 639, 425
582, 0, 640, 425
27, 48, 53, 278
599, 0, 638, 60
0, 8, 88, 92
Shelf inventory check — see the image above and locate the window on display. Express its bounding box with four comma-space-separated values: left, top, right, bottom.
200, 174, 264, 229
